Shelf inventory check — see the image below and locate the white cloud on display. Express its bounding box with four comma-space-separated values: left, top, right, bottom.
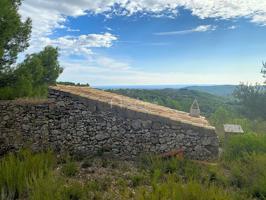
18, 0, 266, 85
20, 0, 266, 34
25, 33, 117, 57
66, 28, 80, 32
228, 25, 237, 30
95, 57, 131, 71
154, 25, 216, 35
19, 0, 266, 53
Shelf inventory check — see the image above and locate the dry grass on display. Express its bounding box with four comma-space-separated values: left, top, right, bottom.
0, 97, 52, 105
51, 85, 213, 129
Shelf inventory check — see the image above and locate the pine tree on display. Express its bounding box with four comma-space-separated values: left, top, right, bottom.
262, 62, 266, 84
0, 0, 31, 72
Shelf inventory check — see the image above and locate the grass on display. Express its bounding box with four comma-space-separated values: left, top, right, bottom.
135, 177, 245, 200
1, 134, 266, 199
0, 150, 55, 199
223, 133, 266, 161
62, 161, 79, 177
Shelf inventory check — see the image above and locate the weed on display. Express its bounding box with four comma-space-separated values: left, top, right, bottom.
61, 161, 79, 177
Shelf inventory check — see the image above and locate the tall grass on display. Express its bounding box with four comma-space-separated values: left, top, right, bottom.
223, 133, 266, 161
135, 175, 248, 200
0, 150, 55, 199
139, 155, 219, 184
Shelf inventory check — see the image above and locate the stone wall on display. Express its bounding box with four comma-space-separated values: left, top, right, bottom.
0, 88, 219, 160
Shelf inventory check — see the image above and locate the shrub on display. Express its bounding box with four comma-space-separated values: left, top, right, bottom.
81, 158, 93, 168
139, 155, 219, 184
86, 177, 111, 192
129, 172, 148, 187
0, 46, 62, 100
0, 150, 55, 199
135, 175, 248, 200
223, 134, 266, 161
60, 181, 85, 200
228, 153, 266, 199
29, 173, 63, 200
61, 161, 78, 177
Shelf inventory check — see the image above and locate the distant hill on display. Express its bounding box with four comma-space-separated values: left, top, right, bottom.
185, 85, 236, 97
108, 88, 230, 117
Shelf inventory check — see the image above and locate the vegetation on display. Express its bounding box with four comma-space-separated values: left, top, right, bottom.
0, 0, 62, 100
108, 88, 229, 117
109, 64, 266, 136
57, 81, 90, 87
233, 84, 266, 119
2, 135, 266, 200
185, 85, 236, 97
0, 46, 62, 100
0, 0, 31, 70
0, 150, 55, 199
262, 62, 266, 84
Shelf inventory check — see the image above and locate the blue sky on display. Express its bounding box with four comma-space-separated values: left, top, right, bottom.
19, 1, 266, 86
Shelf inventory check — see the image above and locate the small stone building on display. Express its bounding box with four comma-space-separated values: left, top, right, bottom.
223, 124, 244, 138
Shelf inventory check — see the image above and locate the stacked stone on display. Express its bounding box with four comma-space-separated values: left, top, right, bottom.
0, 89, 219, 160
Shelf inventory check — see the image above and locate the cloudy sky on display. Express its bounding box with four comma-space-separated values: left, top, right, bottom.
19, 0, 266, 86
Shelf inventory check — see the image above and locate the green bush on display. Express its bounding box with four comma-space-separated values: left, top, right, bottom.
0, 46, 62, 100
129, 172, 148, 187
60, 181, 85, 200
223, 134, 266, 161
0, 150, 55, 199
135, 175, 248, 200
139, 155, 219, 184
29, 173, 63, 200
61, 161, 78, 177
228, 153, 266, 199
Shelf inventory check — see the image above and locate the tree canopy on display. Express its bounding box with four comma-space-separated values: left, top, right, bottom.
262, 62, 266, 84
233, 84, 266, 119
0, 46, 63, 99
0, 0, 31, 72
0, 0, 62, 100
233, 63, 266, 120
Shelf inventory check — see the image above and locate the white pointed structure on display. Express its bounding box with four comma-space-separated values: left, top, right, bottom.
190, 99, 200, 117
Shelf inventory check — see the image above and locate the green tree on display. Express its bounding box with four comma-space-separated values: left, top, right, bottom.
233, 83, 266, 119
0, 0, 31, 73
38, 46, 63, 85
0, 46, 63, 99
262, 62, 266, 84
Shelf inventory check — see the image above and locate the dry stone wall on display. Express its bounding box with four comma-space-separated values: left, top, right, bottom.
0, 88, 219, 160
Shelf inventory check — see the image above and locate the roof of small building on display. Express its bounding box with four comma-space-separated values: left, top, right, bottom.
223, 124, 244, 133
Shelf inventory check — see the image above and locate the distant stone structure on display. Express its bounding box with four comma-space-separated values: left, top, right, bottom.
224, 124, 244, 137
0, 86, 219, 160
190, 99, 200, 117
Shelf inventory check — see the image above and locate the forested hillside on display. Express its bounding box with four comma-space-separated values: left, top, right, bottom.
185, 85, 236, 97
108, 87, 266, 135
107, 88, 231, 117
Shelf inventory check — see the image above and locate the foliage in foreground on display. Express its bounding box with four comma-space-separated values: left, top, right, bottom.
2, 134, 266, 199
223, 133, 266, 161
0, 150, 55, 199
136, 177, 244, 200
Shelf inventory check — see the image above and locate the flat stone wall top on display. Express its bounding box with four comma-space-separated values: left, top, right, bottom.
51, 85, 215, 130
0, 99, 53, 105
